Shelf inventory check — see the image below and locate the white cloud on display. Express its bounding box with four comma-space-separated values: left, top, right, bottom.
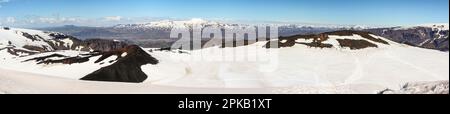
0, 0, 10, 8
6, 17, 15, 23
103, 16, 122, 21
37, 17, 57, 23
1, 16, 175, 28
37, 17, 84, 24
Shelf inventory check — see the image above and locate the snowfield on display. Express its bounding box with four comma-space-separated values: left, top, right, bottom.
0, 28, 449, 94
0, 50, 117, 80
140, 37, 449, 93
0, 68, 275, 94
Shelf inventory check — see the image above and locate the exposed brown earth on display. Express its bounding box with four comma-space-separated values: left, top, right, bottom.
264, 30, 387, 49
265, 34, 323, 48
5, 47, 39, 56
37, 56, 91, 65
297, 42, 334, 48
23, 54, 68, 62
220, 39, 259, 48
22, 45, 48, 52
336, 39, 378, 50
323, 30, 390, 45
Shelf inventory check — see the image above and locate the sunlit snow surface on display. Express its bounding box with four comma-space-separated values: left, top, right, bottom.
1, 32, 449, 94
141, 37, 449, 93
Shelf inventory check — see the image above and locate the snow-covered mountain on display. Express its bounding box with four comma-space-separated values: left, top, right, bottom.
39, 19, 448, 51
40, 19, 376, 49
365, 23, 449, 51
0, 27, 128, 55
1, 28, 448, 94
0, 27, 78, 56
0, 27, 154, 82
417, 23, 449, 31
111, 18, 373, 35
113, 18, 224, 30
113, 18, 370, 30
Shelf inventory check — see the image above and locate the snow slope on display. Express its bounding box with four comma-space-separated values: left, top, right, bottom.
141, 35, 448, 92
0, 28, 68, 50
0, 68, 274, 94
1, 28, 448, 94
0, 50, 117, 79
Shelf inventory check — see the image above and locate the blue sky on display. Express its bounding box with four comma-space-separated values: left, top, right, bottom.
0, 0, 448, 27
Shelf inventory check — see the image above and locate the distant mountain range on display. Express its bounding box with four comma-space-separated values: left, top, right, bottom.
38, 19, 367, 39
35, 19, 448, 51
365, 24, 449, 51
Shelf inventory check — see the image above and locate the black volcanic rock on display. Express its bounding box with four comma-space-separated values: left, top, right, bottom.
21, 32, 39, 41
6, 48, 38, 56
336, 39, 378, 50
81, 39, 128, 52
23, 54, 68, 62
80, 45, 159, 83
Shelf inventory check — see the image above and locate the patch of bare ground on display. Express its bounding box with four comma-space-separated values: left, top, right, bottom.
265, 30, 389, 49
323, 30, 390, 45
22, 45, 48, 52
22, 45, 160, 83
220, 39, 259, 48
297, 42, 333, 48
265, 33, 332, 48
336, 39, 378, 50
6, 48, 38, 56
23, 54, 68, 62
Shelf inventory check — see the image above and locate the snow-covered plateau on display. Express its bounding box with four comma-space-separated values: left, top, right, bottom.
0, 27, 448, 94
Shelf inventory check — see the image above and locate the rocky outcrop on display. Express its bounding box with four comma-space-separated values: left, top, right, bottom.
336, 39, 378, 50
379, 81, 449, 94
324, 30, 389, 44
81, 39, 128, 52
21, 32, 39, 41
3, 27, 10, 30
23, 54, 68, 62
80, 45, 159, 83
265, 30, 388, 49
22, 45, 47, 52
5, 47, 39, 56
